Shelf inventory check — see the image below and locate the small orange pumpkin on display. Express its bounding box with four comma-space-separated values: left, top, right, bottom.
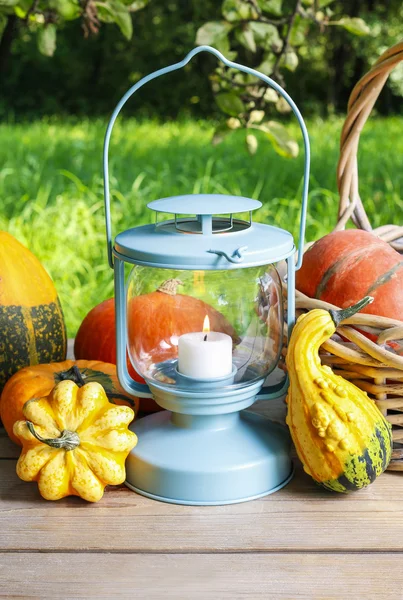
0, 360, 139, 445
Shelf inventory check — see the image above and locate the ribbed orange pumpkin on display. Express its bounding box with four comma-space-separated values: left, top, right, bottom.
0, 232, 67, 393
76, 281, 239, 366
74, 297, 143, 378
74, 298, 158, 410
0, 360, 139, 445
127, 279, 239, 368
296, 230, 403, 320
75, 280, 239, 411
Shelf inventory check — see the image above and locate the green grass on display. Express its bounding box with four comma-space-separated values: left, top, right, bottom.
1, 116, 402, 337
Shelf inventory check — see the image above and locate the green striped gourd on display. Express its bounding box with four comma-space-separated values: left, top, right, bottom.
286, 297, 392, 492
0, 231, 66, 392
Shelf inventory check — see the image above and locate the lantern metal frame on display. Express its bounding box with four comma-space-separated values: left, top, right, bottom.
103, 46, 310, 505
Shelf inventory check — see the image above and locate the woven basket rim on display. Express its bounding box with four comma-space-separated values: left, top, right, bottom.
335, 40, 403, 250
291, 43, 403, 468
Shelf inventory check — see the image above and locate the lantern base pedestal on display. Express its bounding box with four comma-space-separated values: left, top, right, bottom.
125, 410, 293, 506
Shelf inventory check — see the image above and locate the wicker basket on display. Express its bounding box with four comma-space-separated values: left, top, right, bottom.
295, 41, 403, 471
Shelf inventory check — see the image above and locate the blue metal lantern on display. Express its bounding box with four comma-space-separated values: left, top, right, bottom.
103, 46, 310, 505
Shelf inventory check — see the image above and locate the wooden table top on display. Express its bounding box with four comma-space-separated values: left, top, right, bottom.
1, 390, 403, 600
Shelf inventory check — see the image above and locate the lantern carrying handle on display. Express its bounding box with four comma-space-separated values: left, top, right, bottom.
103, 45, 310, 270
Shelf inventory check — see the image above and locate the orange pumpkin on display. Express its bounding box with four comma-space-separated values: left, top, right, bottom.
127, 279, 239, 369
74, 298, 141, 378
0, 360, 139, 445
75, 280, 239, 411
0, 231, 66, 393
74, 299, 158, 411
296, 230, 403, 320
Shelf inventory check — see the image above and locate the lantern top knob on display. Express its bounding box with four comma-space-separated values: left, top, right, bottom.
148, 194, 261, 216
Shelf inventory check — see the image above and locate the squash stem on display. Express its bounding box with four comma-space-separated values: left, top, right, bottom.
157, 279, 183, 296
26, 421, 80, 451
58, 365, 86, 387
329, 296, 374, 328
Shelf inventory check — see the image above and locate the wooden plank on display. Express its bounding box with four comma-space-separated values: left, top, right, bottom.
0, 553, 401, 599
0, 430, 18, 459
1, 458, 403, 552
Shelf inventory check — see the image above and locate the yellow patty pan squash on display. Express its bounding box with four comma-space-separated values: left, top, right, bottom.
13, 379, 137, 502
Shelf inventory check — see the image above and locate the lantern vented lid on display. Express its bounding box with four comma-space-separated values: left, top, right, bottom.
114, 193, 294, 270
148, 194, 261, 215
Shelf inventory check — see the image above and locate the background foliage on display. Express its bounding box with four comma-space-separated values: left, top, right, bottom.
1, 116, 402, 335
1, 0, 402, 121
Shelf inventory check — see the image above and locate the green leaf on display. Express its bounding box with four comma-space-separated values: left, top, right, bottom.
221, 0, 239, 22
215, 92, 245, 116
280, 50, 298, 71
110, 0, 132, 39
0, 0, 19, 6
290, 16, 309, 46
196, 21, 231, 53
49, 0, 81, 20
96, 0, 133, 39
257, 52, 276, 76
317, 0, 335, 7
235, 24, 256, 53
16, 0, 31, 9
13, 6, 24, 16
37, 24, 57, 57
14, 1, 30, 17
331, 17, 370, 36
259, 121, 299, 158
250, 22, 282, 52
124, 0, 149, 9
246, 133, 258, 155
96, 1, 117, 23
96, 9, 114, 22
233, 71, 256, 86
257, 0, 282, 16
221, 0, 257, 22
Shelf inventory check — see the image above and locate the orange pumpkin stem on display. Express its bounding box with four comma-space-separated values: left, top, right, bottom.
157, 279, 183, 296
58, 365, 86, 387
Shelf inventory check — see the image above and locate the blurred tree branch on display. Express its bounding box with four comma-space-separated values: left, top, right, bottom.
0, 0, 150, 66
196, 0, 372, 156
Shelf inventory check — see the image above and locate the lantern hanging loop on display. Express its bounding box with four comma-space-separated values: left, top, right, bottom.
103, 45, 310, 270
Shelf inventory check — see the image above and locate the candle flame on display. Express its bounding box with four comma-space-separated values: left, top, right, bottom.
203, 315, 210, 333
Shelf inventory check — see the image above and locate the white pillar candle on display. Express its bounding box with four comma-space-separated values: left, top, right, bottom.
178, 331, 233, 379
